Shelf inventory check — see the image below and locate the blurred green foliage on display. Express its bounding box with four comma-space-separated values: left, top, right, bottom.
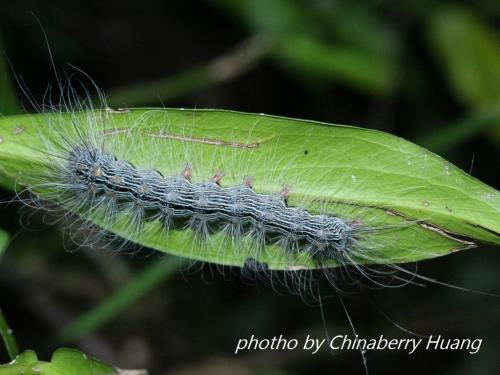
58, 257, 182, 344
428, 6, 500, 109
213, 0, 399, 95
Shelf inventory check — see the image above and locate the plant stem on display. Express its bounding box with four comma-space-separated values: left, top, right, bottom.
106, 35, 272, 107
0, 309, 19, 361
57, 256, 183, 344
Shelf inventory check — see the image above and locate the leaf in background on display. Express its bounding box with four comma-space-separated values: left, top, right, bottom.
419, 104, 500, 152
274, 34, 396, 96
0, 110, 498, 270
427, 6, 500, 109
0, 348, 145, 375
307, 0, 399, 60
213, 0, 399, 96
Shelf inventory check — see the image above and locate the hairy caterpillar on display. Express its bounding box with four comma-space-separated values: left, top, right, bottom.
1, 75, 496, 299
0, 40, 498, 299
0, 12, 499, 375
1, 69, 499, 375
67, 143, 353, 263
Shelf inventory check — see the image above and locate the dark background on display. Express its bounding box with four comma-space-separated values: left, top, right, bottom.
0, 1, 499, 374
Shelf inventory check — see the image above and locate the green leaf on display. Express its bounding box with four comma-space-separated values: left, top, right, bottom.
0, 109, 498, 271
0, 348, 142, 375
213, 0, 398, 96
274, 34, 396, 96
427, 7, 500, 109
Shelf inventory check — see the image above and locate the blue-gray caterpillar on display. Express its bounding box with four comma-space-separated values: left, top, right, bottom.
67, 145, 354, 262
